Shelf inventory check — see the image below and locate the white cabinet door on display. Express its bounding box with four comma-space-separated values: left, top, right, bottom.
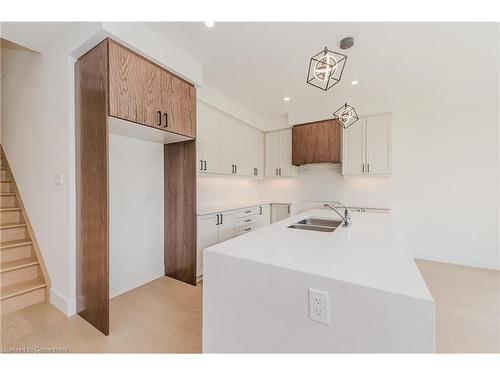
256, 204, 271, 227
279, 128, 296, 177
366, 115, 392, 175
197, 214, 219, 277
218, 112, 235, 175
265, 131, 280, 177
218, 211, 235, 242
271, 204, 290, 223
235, 123, 254, 177
254, 129, 264, 177
342, 119, 367, 175
198, 102, 221, 174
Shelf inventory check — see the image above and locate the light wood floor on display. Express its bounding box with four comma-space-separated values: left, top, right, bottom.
1, 260, 498, 353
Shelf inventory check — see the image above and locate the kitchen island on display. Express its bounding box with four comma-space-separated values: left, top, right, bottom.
202, 209, 435, 353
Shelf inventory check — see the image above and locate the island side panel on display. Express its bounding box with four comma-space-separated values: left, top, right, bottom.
203, 251, 435, 353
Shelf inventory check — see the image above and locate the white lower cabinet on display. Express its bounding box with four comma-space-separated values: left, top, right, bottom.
271, 203, 291, 223
197, 204, 271, 277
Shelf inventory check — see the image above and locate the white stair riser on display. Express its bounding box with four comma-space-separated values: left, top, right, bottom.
1, 264, 39, 287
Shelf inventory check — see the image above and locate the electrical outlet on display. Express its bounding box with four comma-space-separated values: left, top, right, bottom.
465, 233, 476, 243
309, 288, 330, 325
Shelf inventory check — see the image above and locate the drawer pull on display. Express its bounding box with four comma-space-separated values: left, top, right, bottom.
244, 219, 251, 222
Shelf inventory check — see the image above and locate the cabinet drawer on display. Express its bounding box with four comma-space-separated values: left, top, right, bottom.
234, 224, 256, 237
234, 206, 260, 219
235, 215, 259, 229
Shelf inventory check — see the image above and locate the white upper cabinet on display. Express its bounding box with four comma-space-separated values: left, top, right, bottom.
342, 114, 392, 176
366, 115, 392, 175
265, 129, 297, 177
197, 101, 264, 177
197, 102, 221, 173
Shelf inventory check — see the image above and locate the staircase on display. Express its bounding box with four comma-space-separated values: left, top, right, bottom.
0, 146, 50, 314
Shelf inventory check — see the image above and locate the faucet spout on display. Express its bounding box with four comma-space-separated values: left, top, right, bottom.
324, 203, 352, 228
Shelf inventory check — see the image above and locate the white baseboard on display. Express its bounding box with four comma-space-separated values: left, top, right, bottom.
413, 251, 500, 271
50, 288, 76, 316
110, 265, 165, 298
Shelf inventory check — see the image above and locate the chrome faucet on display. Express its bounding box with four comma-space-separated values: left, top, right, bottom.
324, 202, 352, 227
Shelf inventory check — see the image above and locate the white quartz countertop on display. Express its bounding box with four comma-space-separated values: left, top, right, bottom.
205, 209, 433, 301
197, 202, 290, 216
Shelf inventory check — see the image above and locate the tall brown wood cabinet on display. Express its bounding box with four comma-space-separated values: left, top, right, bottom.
76, 38, 197, 336
292, 119, 341, 166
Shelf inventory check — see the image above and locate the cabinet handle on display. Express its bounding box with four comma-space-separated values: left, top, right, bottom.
216, 213, 219, 226
367, 164, 370, 173
157, 111, 162, 126
362, 164, 365, 173
220, 214, 223, 225
244, 228, 251, 232
200, 160, 203, 171
259, 206, 262, 215
164, 113, 168, 128
279, 168, 282, 176
235, 165, 238, 174
244, 219, 251, 222
287, 205, 290, 214
244, 210, 251, 213
203, 160, 207, 170
275, 168, 278, 176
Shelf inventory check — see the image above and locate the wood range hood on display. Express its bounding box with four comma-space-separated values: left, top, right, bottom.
291, 118, 342, 166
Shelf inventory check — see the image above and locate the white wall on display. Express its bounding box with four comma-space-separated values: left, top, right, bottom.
109, 135, 164, 298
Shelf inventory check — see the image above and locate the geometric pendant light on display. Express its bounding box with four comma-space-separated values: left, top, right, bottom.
333, 102, 359, 129
306, 46, 348, 91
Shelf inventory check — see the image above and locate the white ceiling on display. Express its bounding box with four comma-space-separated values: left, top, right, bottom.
145, 22, 498, 122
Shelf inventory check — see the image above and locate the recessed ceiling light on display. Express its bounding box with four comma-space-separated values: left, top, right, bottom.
283, 97, 291, 102
204, 21, 215, 28
351, 80, 359, 85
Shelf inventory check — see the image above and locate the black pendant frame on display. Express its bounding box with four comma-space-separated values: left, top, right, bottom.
306, 47, 348, 91
333, 102, 359, 129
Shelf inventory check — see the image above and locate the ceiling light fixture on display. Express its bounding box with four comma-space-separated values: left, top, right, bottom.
283, 97, 291, 102
351, 80, 359, 85
333, 103, 359, 129
307, 46, 347, 91
204, 21, 215, 28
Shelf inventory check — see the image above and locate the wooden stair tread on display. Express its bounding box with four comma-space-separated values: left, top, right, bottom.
0, 239, 32, 250
0, 207, 21, 212
1, 257, 39, 273
0, 222, 26, 229
0, 193, 15, 196
0, 278, 46, 300
0, 180, 11, 183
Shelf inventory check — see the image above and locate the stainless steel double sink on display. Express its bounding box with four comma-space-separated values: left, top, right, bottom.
288, 217, 343, 232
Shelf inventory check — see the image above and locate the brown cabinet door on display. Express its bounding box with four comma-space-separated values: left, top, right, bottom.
108, 41, 162, 128
161, 71, 196, 138
292, 119, 341, 166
